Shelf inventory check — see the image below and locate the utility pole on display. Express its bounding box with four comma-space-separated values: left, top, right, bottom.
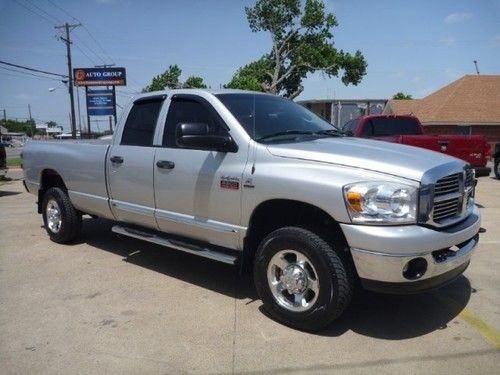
2, 109, 6, 123
473, 60, 480, 75
28, 104, 35, 137
55, 22, 81, 139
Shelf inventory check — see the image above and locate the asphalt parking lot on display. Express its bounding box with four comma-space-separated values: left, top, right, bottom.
1, 172, 499, 374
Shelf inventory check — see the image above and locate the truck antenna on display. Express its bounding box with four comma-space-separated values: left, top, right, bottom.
473, 60, 480, 75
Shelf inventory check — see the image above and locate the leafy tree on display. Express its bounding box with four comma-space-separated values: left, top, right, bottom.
184, 76, 207, 89
3, 119, 37, 137
143, 64, 182, 92
46, 121, 58, 128
392, 92, 413, 100
225, 57, 273, 91
231, 0, 367, 99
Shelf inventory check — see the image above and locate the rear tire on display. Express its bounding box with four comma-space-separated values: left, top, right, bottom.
254, 227, 353, 331
42, 187, 81, 243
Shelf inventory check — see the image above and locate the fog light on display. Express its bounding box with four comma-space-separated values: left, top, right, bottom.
402, 258, 427, 280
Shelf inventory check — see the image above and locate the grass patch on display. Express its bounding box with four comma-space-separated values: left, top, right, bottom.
7, 157, 21, 168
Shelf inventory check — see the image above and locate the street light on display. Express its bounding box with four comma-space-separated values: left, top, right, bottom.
48, 81, 82, 137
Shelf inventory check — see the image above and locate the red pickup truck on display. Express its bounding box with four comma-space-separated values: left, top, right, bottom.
342, 115, 491, 177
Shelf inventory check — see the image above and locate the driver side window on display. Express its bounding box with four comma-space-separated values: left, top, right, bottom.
163, 98, 226, 148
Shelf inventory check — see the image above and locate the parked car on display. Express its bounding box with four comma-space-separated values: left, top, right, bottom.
494, 143, 500, 179
0, 142, 6, 176
23, 90, 482, 331
343, 115, 491, 177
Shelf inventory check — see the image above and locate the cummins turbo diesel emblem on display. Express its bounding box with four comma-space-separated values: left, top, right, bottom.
220, 176, 240, 190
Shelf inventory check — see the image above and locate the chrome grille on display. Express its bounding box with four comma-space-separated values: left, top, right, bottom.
433, 197, 460, 221
434, 173, 460, 197
431, 169, 474, 225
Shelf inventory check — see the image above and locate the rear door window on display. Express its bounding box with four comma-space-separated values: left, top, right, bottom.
120, 99, 164, 146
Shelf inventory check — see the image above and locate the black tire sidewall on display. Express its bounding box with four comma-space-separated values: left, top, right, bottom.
42, 187, 80, 243
254, 227, 350, 330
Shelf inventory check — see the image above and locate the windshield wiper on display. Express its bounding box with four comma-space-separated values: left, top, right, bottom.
257, 130, 315, 141
314, 128, 346, 137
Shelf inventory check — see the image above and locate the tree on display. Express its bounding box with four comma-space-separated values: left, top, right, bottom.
46, 121, 58, 128
231, 0, 367, 99
143, 64, 182, 92
225, 57, 273, 91
184, 76, 207, 89
392, 92, 413, 100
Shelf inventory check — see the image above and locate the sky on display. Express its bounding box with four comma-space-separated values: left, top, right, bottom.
0, 0, 499, 132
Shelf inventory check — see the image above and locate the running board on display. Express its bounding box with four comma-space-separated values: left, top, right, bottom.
111, 225, 238, 265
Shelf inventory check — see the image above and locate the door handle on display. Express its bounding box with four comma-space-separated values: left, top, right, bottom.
156, 160, 175, 169
110, 156, 124, 164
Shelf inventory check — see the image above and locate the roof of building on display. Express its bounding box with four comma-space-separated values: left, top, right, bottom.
384, 75, 500, 124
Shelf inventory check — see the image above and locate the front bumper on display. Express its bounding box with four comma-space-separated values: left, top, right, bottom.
340, 205, 481, 293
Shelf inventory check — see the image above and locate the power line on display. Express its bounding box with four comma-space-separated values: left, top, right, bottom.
46, 0, 115, 65
12, 0, 55, 25
73, 44, 99, 65
0, 66, 64, 81
24, 0, 62, 24
73, 34, 107, 64
0, 60, 67, 78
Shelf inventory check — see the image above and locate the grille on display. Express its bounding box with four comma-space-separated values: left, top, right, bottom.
432, 169, 474, 224
434, 173, 460, 197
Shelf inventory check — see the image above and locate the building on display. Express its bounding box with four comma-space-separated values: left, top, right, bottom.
384, 75, 500, 147
299, 99, 388, 127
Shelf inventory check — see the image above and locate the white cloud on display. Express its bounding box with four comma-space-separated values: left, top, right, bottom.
444, 12, 472, 24
439, 36, 456, 47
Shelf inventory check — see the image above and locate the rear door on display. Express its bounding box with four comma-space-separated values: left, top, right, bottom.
107, 95, 166, 228
153, 94, 248, 249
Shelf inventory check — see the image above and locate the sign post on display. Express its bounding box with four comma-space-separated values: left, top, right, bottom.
74, 67, 126, 137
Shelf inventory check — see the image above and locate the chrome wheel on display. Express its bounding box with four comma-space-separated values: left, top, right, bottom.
267, 249, 320, 312
46, 199, 62, 234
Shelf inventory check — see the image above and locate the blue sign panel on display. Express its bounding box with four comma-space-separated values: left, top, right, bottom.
86, 89, 114, 116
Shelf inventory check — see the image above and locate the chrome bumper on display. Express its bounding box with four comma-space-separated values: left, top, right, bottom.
341, 206, 481, 286
350, 234, 478, 283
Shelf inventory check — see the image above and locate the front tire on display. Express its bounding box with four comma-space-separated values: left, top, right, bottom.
42, 187, 82, 243
254, 227, 353, 331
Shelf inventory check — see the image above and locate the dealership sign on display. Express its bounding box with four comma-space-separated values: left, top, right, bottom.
74, 67, 126, 86
86, 89, 114, 116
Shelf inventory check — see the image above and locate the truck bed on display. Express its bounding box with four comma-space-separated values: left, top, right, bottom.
23, 139, 114, 219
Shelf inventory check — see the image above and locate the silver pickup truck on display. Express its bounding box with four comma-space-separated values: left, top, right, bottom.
23, 89, 481, 331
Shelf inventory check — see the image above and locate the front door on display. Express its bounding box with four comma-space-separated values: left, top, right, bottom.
154, 95, 247, 249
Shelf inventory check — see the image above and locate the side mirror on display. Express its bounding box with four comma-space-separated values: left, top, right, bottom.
176, 122, 238, 153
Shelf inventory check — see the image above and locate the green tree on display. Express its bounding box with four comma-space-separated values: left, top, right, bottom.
46, 121, 58, 128
184, 76, 207, 88
232, 0, 367, 99
392, 92, 413, 100
4, 119, 37, 137
225, 57, 273, 91
143, 64, 182, 92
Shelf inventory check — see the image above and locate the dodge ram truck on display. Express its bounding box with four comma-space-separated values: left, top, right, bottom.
342, 115, 491, 177
23, 90, 482, 331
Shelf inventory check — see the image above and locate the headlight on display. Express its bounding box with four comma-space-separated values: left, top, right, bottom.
343, 182, 418, 224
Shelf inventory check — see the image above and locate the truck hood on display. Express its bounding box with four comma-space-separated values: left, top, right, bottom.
266, 137, 462, 181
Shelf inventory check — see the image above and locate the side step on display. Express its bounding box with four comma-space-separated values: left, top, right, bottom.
111, 225, 238, 265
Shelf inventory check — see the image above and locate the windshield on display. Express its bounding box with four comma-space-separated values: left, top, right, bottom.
216, 93, 341, 142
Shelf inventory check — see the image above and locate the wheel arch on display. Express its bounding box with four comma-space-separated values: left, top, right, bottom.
242, 199, 350, 272
37, 169, 67, 213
